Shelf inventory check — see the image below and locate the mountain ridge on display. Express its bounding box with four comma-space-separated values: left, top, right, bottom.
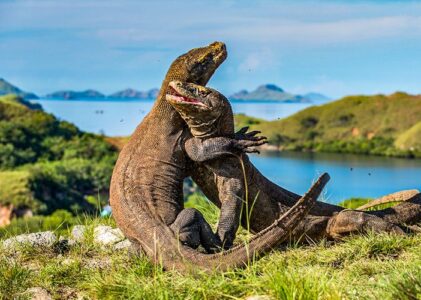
108, 88, 158, 99
45, 89, 106, 100
229, 84, 330, 103
0, 77, 330, 102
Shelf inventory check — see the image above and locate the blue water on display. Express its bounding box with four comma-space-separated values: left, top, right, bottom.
250, 151, 421, 203
32, 98, 421, 203
33, 98, 311, 136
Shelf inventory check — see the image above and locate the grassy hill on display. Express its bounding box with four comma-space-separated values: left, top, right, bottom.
244, 92, 421, 158
0, 78, 38, 99
0, 94, 118, 215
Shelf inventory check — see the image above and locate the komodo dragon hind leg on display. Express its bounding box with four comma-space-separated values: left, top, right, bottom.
170, 208, 222, 253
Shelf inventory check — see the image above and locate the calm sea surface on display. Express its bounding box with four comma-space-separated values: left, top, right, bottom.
33, 98, 311, 136
250, 151, 421, 203
32, 98, 421, 203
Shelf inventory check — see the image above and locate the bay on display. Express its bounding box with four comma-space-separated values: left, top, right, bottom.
32, 98, 421, 203
250, 151, 421, 203
33, 98, 311, 136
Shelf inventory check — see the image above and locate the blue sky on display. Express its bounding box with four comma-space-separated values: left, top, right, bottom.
1, 0, 421, 98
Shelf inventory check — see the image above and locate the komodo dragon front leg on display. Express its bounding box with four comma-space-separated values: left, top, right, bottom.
171, 135, 266, 252
184, 136, 266, 248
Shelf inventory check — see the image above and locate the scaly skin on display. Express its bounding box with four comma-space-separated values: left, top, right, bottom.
110, 42, 330, 273
171, 82, 421, 241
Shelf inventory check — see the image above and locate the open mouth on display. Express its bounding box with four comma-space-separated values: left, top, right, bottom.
166, 85, 207, 107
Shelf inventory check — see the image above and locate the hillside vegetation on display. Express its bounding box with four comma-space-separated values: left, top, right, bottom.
244, 92, 421, 158
0, 94, 118, 215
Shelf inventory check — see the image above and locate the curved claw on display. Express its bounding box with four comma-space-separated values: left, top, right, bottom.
254, 136, 267, 141
236, 126, 249, 134
245, 130, 261, 137
245, 148, 260, 154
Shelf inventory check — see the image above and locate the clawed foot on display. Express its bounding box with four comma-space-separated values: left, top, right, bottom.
232, 138, 268, 154
235, 126, 267, 141
234, 126, 267, 154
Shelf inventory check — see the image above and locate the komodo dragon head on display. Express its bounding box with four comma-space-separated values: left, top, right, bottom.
165, 80, 230, 137
158, 42, 227, 100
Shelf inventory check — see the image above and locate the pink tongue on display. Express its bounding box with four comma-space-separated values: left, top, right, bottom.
168, 86, 201, 104
181, 96, 199, 103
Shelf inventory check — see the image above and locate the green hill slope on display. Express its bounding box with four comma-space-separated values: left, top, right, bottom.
0, 78, 38, 99
0, 94, 118, 215
395, 121, 421, 151
246, 92, 421, 158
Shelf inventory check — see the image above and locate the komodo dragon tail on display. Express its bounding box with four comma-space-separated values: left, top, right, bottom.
131, 173, 330, 273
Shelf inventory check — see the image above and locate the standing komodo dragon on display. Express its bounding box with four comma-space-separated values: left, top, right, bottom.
166, 80, 269, 248
167, 81, 421, 242
110, 42, 330, 273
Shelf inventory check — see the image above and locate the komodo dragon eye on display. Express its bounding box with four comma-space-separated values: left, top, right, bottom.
199, 90, 211, 98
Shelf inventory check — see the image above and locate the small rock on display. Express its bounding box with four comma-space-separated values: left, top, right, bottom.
84, 257, 112, 270
71, 225, 86, 242
113, 239, 132, 251
94, 225, 124, 246
3, 231, 57, 250
25, 287, 52, 300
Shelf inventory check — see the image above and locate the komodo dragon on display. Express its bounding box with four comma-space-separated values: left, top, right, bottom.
167, 81, 421, 242
166, 80, 268, 248
109, 41, 330, 273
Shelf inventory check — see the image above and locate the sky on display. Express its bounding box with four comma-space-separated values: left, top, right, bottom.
1, 0, 421, 99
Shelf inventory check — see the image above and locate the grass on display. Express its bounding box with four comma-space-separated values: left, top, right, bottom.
1, 196, 420, 299
338, 198, 371, 209
0, 224, 420, 299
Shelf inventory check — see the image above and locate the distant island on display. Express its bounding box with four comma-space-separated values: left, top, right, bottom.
0, 77, 330, 103
0, 78, 38, 99
229, 84, 330, 103
46, 89, 106, 100
108, 88, 159, 99
46, 88, 159, 100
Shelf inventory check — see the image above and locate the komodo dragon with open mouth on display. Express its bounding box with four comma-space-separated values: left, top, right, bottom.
110, 41, 330, 273
167, 81, 421, 242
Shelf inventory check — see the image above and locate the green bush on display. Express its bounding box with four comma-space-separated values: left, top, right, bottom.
0, 94, 118, 216
0, 95, 117, 170
0, 170, 40, 210
25, 159, 114, 215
